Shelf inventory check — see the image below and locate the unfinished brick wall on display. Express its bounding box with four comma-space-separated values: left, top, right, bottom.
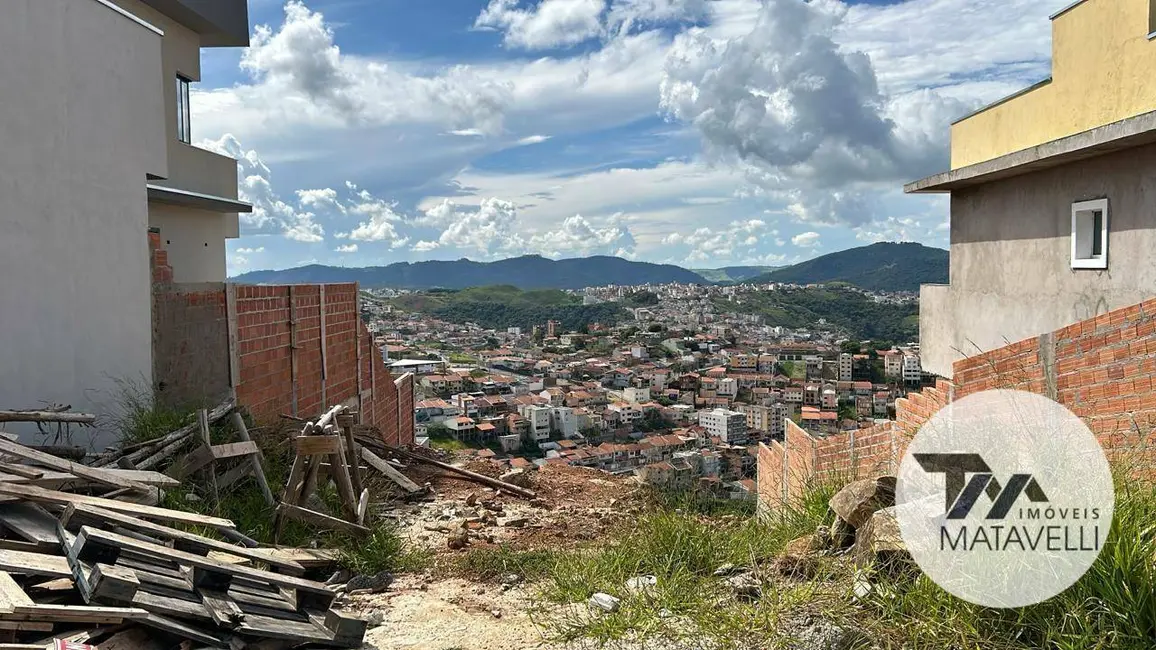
150, 235, 413, 445
757, 298, 1156, 511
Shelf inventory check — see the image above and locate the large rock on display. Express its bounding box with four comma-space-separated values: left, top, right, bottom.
499, 468, 533, 488
774, 535, 820, 579
828, 476, 896, 529
853, 506, 910, 571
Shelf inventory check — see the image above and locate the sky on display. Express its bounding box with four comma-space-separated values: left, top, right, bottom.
198, 0, 1073, 274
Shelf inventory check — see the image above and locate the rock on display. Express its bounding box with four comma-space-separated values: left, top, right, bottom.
774, 535, 819, 579
589, 592, 621, 612
465, 493, 478, 506
852, 574, 872, 602
184, 493, 202, 503
503, 573, 522, 585
814, 525, 831, 549
326, 569, 351, 585
499, 468, 533, 488
500, 517, 530, 528
723, 572, 761, 601
624, 575, 657, 593
530, 498, 551, 509
657, 608, 673, 619
491, 609, 502, 619
712, 563, 741, 577
783, 615, 864, 650
828, 477, 896, 529
345, 571, 393, 593
363, 609, 385, 627
853, 506, 910, 571
447, 529, 469, 550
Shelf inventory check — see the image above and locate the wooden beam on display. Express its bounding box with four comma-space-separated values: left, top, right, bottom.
210, 441, 260, 460
295, 435, 341, 456
360, 447, 421, 493
0, 439, 146, 491
0, 483, 235, 529
0, 411, 94, 424
231, 411, 274, 507
276, 503, 369, 537
60, 504, 305, 576
0, 551, 70, 579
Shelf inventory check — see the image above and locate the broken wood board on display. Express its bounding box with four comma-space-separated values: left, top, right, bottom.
0, 439, 146, 491
61, 504, 305, 575
0, 504, 60, 551
0, 468, 179, 490
0, 550, 70, 579
0, 483, 235, 529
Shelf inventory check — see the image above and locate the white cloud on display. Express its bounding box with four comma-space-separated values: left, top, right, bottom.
199, 134, 326, 242
412, 240, 440, 252
346, 190, 408, 247
235, 247, 265, 254
516, 134, 552, 146
297, 188, 345, 214
527, 213, 636, 258
792, 231, 821, 248
335, 244, 359, 253
661, 218, 772, 264
607, 0, 708, 34
476, 0, 607, 50
430, 198, 524, 257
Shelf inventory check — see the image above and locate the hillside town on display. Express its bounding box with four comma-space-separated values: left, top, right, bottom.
363, 281, 927, 500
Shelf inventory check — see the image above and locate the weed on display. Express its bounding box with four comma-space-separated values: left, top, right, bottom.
109, 377, 191, 446
453, 546, 562, 583
337, 527, 431, 575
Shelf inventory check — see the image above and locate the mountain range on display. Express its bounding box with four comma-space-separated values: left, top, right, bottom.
231, 242, 948, 293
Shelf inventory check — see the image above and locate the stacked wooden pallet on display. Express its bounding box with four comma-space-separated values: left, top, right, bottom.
0, 412, 364, 648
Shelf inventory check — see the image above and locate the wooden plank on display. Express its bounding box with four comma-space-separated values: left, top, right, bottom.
209, 441, 259, 460
231, 411, 274, 507
0, 438, 145, 491
140, 611, 226, 646
200, 589, 245, 629
241, 612, 336, 645
329, 443, 358, 520
0, 541, 46, 555
276, 503, 369, 538
0, 466, 41, 480
361, 447, 421, 493
0, 572, 32, 613
8, 604, 148, 623
86, 563, 139, 604
0, 504, 59, 549
244, 548, 338, 571
0, 411, 94, 425
198, 409, 219, 511
0, 550, 70, 579
295, 435, 341, 456
72, 527, 336, 611
338, 414, 364, 500
0, 483, 235, 529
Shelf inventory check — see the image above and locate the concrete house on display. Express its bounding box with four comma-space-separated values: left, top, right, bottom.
909, 0, 1156, 377
0, 0, 249, 424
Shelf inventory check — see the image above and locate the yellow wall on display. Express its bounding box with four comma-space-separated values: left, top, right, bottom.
952, 0, 1156, 168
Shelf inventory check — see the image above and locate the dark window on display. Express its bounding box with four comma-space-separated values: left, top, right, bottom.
1091, 210, 1103, 257
176, 76, 191, 143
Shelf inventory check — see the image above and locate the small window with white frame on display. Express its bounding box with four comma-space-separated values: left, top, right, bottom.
1071, 198, 1108, 270
176, 75, 191, 144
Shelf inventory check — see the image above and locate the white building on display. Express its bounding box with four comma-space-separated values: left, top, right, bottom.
822, 388, 838, 410
770, 403, 788, 439
623, 386, 651, 404
551, 407, 578, 438
507, 327, 522, 336
717, 377, 739, 398
902, 354, 923, 385
0, 0, 250, 441
698, 409, 748, 445
839, 353, 853, 382
884, 352, 903, 378
520, 405, 553, 442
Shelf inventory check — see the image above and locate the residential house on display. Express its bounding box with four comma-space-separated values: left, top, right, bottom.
550, 407, 579, 438
520, 405, 552, 443
883, 351, 903, 379
1, 0, 250, 428
838, 353, 853, 382
445, 416, 477, 440
698, 409, 748, 445
907, 0, 1156, 377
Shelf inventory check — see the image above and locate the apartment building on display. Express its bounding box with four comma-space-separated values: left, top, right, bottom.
909, 0, 1156, 377
0, 0, 249, 431
838, 353, 853, 382
698, 408, 748, 445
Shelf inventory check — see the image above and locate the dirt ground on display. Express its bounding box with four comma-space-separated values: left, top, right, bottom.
347, 455, 649, 649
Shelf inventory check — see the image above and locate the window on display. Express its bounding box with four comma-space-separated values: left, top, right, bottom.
176, 76, 191, 144
1071, 198, 1109, 269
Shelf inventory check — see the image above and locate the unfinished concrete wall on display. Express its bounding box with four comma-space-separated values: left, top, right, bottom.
0, 0, 167, 446
152, 282, 231, 409
922, 141, 1156, 377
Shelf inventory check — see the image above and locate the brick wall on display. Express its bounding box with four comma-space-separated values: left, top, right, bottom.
757, 297, 1156, 511
149, 235, 413, 444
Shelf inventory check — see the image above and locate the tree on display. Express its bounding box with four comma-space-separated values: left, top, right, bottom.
840, 340, 862, 354
647, 324, 664, 333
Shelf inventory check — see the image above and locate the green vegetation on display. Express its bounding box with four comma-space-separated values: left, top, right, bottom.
512, 469, 1156, 650
112, 378, 200, 446
751, 242, 947, 292
390, 285, 626, 331
692, 265, 781, 283
624, 291, 660, 307
717, 286, 919, 342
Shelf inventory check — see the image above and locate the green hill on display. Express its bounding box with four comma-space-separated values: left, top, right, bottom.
692, 266, 780, 283
716, 286, 919, 342
389, 285, 625, 331
753, 242, 947, 292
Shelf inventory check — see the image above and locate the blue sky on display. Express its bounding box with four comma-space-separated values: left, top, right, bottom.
194, 0, 1072, 274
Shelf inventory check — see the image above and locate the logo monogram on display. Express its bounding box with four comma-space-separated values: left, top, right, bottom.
913, 453, 1049, 520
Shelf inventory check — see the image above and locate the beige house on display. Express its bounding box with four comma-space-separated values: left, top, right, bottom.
909, 0, 1156, 377
0, 0, 248, 432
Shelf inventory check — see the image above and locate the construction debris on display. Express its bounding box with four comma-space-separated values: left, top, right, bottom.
0, 401, 374, 649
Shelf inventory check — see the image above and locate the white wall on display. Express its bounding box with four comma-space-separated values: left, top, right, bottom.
150, 205, 228, 282
0, 0, 167, 444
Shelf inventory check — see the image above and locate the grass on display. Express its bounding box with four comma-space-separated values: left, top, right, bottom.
508, 468, 1156, 650
110, 377, 194, 446
453, 546, 563, 583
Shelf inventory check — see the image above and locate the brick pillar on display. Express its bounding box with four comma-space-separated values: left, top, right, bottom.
149, 227, 173, 287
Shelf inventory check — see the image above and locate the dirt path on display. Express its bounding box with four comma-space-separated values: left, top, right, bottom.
356, 576, 553, 650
